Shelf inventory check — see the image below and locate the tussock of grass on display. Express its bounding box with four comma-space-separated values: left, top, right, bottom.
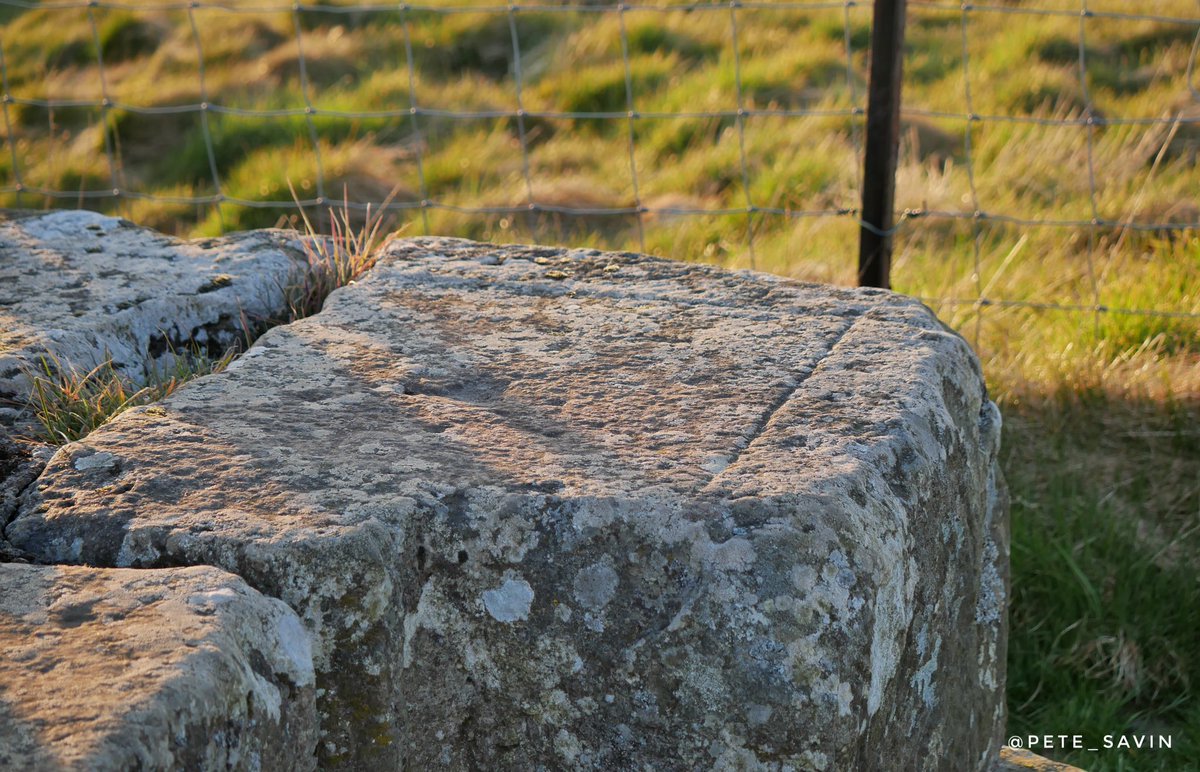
22, 347, 236, 445
281, 182, 403, 321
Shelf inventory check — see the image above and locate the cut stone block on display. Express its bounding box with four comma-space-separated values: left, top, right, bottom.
9, 238, 1009, 769
0, 563, 317, 770
0, 209, 306, 427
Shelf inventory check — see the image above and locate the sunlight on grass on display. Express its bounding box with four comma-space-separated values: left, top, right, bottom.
3, 2, 1199, 767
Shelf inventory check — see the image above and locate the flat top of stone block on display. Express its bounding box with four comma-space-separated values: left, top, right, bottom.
11, 236, 990, 548
13, 237, 988, 544
0, 563, 313, 769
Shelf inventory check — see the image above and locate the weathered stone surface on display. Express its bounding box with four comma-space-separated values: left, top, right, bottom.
0, 430, 49, 561
0, 562, 318, 770
9, 238, 1008, 769
0, 432, 46, 523
0, 209, 306, 427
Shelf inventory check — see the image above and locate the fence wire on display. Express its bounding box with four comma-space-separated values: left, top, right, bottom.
0, 0, 1198, 330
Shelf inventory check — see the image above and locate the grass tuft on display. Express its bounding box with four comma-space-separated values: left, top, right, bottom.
22, 346, 236, 445
281, 182, 404, 321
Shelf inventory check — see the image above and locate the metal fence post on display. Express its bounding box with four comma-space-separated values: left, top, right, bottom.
858, 0, 908, 289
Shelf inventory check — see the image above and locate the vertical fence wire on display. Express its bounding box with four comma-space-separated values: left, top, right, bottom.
957, 3, 984, 347
400, 2, 431, 235
291, 3, 329, 220
1076, 0, 1103, 339
507, 5, 537, 238
186, 3, 227, 231
616, 3, 647, 254
85, 3, 122, 203
0, 40, 23, 209
726, 0, 758, 269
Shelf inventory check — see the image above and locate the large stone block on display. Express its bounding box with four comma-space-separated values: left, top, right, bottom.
8, 238, 1008, 769
0, 210, 305, 427
0, 563, 317, 770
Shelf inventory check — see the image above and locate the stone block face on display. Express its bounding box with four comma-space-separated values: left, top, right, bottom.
0, 209, 305, 427
8, 238, 1008, 769
0, 563, 318, 771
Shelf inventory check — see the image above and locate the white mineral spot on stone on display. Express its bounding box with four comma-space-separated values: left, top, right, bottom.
555, 729, 582, 761
836, 681, 854, 717
572, 562, 619, 611
22, 209, 116, 240
700, 454, 730, 474
746, 704, 772, 726
187, 587, 240, 608
912, 637, 941, 707
273, 607, 316, 688
867, 548, 912, 716
693, 536, 756, 572
482, 577, 534, 623
73, 452, 117, 471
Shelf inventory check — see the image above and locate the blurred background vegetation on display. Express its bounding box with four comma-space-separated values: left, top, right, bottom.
1, 0, 1198, 767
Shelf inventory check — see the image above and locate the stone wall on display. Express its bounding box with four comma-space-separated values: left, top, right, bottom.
1, 213, 1009, 770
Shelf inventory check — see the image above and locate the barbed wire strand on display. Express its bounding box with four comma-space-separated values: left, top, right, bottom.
0, 0, 1194, 23
0, 1, 870, 15
7, 176, 1200, 233
14, 91, 1200, 127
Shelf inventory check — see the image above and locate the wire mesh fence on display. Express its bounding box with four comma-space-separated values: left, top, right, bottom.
1, 0, 1198, 353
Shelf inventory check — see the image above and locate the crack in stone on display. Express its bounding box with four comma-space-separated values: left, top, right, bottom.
702, 314, 861, 492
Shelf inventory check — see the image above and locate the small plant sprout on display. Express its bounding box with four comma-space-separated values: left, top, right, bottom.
284, 181, 405, 321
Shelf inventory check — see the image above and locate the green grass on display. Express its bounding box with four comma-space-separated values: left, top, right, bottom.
3, 1, 1199, 768
1003, 396, 1200, 770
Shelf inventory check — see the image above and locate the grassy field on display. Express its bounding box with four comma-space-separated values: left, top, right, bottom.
2, 0, 1198, 767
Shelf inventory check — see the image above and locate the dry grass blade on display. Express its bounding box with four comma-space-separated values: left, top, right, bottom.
25, 355, 151, 445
